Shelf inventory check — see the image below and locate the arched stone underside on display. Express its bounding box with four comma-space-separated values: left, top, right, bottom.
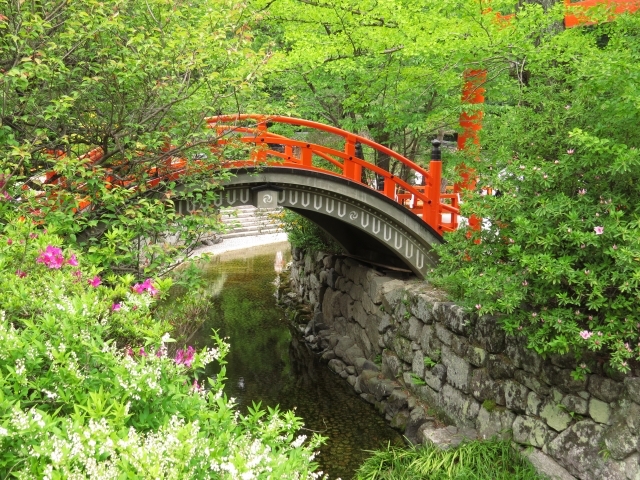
176, 168, 443, 277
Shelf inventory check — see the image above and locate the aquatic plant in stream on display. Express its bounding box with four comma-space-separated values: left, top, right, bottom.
355, 440, 545, 480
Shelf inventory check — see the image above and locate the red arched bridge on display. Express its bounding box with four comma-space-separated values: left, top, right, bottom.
31, 115, 463, 277
202, 114, 460, 276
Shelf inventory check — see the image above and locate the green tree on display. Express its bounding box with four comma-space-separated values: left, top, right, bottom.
0, 0, 267, 276
248, 0, 500, 176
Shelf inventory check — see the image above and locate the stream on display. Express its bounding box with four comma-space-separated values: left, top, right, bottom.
190, 242, 404, 479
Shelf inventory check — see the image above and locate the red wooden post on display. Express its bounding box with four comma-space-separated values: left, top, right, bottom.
456, 69, 485, 231
301, 144, 312, 166
428, 139, 443, 231
384, 176, 396, 200
344, 137, 357, 180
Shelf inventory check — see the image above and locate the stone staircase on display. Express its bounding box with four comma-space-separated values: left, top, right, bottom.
219, 205, 282, 239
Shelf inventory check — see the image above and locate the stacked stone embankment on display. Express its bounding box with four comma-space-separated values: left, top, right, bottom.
289, 247, 640, 480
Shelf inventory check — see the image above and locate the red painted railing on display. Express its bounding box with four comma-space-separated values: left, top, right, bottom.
28, 115, 460, 235
206, 115, 460, 233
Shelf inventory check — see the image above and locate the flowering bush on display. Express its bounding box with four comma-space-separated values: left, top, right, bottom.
0, 220, 325, 477
434, 14, 640, 374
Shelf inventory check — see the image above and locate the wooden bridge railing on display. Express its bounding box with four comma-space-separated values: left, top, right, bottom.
206, 115, 460, 234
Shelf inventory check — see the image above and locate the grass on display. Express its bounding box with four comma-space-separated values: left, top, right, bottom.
354, 439, 547, 480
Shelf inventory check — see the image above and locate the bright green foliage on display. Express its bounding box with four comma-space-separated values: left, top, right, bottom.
434, 12, 640, 373
355, 440, 545, 480
0, 220, 325, 477
0, 0, 266, 277
276, 209, 343, 253
248, 0, 495, 173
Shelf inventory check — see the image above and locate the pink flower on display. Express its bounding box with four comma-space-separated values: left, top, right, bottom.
6, 238, 12, 245
139, 347, 147, 357
519, 165, 525, 170
67, 254, 78, 267
522, 280, 528, 286
112, 303, 121, 312
147, 284, 159, 296
132, 278, 158, 296
174, 346, 196, 367
567, 149, 575, 154
29, 232, 38, 239
584, 269, 590, 275
580, 330, 593, 340
475, 304, 482, 310
594, 226, 604, 235
36, 245, 65, 269
565, 104, 571, 110
89, 276, 101, 288
612, 244, 618, 250
184, 346, 195, 367
581, 244, 585, 249
554, 160, 559, 164
578, 189, 586, 195
532, 312, 537, 317
15, 270, 27, 278
543, 174, 548, 179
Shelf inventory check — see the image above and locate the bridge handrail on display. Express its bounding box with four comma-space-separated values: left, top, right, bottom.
27, 114, 459, 234
207, 114, 457, 232
206, 115, 432, 180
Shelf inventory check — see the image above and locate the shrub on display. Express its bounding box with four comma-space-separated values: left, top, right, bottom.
0, 219, 325, 478
434, 13, 640, 374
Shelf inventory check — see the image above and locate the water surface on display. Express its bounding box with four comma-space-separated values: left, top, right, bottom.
192, 243, 404, 479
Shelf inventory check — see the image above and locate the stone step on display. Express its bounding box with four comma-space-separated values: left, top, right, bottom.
221, 214, 279, 224
220, 228, 281, 239
222, 224, 279, 234
220, 206, 280, 214
217, 206, 283, 240
220, 211, 280, 222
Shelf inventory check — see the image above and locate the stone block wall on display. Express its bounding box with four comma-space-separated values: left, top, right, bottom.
289, 248, 640, 480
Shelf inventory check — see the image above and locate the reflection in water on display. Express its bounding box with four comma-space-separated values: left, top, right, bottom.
274, 250, 285, 274
192, 246, 403, 479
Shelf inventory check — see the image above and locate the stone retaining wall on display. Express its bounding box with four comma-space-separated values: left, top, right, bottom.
289, 248, 640, 480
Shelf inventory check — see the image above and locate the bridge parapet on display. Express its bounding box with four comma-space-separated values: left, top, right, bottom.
206, 115, 460, 235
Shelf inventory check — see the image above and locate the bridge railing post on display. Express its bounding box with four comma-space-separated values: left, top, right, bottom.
301, 144, 312, 166
344, 138, 358, 181
355, 141, 366, 184
384, 175, 396, 199
253, 119, 268, 162
427, 139, 442, 231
